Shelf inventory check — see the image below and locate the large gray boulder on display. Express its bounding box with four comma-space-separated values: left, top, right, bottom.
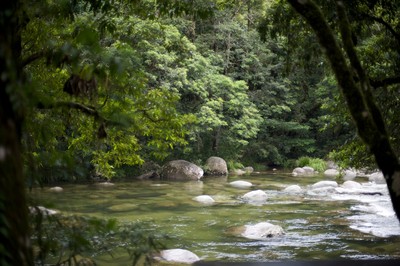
160, 160, 203, 180
204, 156, 228, 175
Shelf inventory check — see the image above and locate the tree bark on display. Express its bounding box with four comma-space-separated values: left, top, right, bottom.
0, 0, 34, 265
287, 0, 400, 221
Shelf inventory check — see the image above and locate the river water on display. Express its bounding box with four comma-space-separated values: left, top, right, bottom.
29, 172, 400, 264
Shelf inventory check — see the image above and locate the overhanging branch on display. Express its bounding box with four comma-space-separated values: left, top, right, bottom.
37, 101, 120, 127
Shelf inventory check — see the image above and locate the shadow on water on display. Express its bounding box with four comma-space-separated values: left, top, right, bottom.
29, 172, 400, 263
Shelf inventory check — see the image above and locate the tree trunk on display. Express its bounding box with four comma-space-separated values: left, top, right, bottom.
0, 0, 33, 265
287, 0, 400, 221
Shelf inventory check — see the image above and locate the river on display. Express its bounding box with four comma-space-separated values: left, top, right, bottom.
29, 172, 400, 264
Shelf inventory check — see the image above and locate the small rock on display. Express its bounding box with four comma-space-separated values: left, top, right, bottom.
342, 169, 357, 180
244, 166, 254, 174
95, 182, 115, 187
241, 222, 285, 240
368, 172, 386, 184
292, 167, 306, 176
283, 185, 302, 193
49, 186, 63, 192
341, 180, 362, 189
302, 166, 314, 174
193, 195, 215, 204
311, 180, 338, 189
159, 249, 200, 264
229, 180, 253, 188
242, 190, 267, 202
231, 169, 246, 176
324, 169, 340, 178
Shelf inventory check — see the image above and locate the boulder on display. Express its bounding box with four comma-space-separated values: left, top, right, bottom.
342, 169, 357, 180
341, 180, 362, 189
193, 195, 215, 204
160, 160, 203, 180
242, 190, 267, 202
292, 167, 306, 176
324, 169, 340, 178
229, 180, 253, 188
311, 180, 338, 189
204, 156, 228, 176
283, 185, 303, 193
158, 249, 200, 264
368, 171, 386, 184
241, 222, 285, 240
302, 166, 315, 174
243, 166, 254, 174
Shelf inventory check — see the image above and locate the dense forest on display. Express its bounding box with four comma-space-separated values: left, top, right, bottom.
12, 0, 361, 182
1, 0, 400, 265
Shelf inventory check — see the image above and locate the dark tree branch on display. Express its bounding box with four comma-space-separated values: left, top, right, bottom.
362, 12, 400, 46
37, 101, 122, 127
370, 76, 400, 88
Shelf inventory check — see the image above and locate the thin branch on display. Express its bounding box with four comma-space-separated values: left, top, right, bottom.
21, 51, 45, 67
37, 101, 121, 126
370, 76, 400, 88
136, 109, 168, 123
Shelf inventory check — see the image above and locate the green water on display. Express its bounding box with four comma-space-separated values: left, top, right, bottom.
29, 172, 400, 263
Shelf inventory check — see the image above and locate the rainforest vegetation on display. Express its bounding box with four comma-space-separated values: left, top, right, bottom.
1, 0, 400, 265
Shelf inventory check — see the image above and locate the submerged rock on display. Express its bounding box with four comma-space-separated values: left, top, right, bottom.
241, 222, 285, 240
193, 195, 215, 204
95, 182, 115, 187
158, 248, 200, 264
108, 203, 137, 212
231, 169, 246, 176
229, 180, 253, 188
